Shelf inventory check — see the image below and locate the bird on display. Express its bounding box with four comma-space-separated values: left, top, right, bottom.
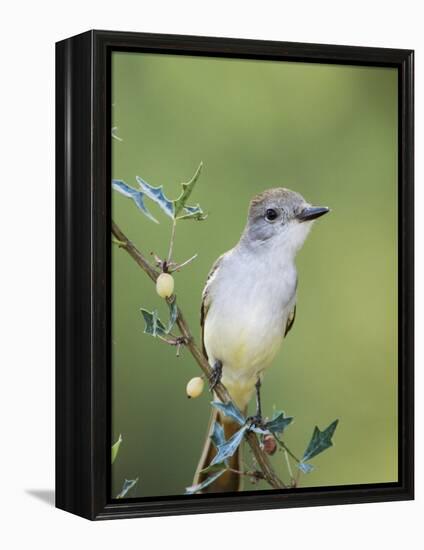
192, 187, 329, 492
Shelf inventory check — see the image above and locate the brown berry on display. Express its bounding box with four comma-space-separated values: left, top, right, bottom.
262, 434, 277, 455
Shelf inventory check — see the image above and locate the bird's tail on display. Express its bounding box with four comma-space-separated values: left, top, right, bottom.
192, 406, 244, 493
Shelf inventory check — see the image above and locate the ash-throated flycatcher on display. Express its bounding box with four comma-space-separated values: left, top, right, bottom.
193, 188, 329, 492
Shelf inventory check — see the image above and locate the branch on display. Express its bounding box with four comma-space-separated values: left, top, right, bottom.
111, 220, 286, 490
112, 221, 159, 282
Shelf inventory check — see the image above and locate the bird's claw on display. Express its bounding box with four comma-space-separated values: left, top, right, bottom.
209, 361, 222, 391
247, 415, 266, 429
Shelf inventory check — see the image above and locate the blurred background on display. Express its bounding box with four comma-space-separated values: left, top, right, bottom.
111, 52, 398, 498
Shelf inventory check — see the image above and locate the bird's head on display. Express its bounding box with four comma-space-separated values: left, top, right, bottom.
241, 187, 329, 255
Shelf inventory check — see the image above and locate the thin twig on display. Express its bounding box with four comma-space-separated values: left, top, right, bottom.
284, 450, 294, 483
167, 219, 177, 264
112, 237, 127, 247
111, 220, 286, 490
170, 253, 198, 272
157, 334, 187, 346
227, 467, 265, 480
273, 434, 302, 464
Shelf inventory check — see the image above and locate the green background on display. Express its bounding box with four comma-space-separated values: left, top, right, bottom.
111, 52, 398, 498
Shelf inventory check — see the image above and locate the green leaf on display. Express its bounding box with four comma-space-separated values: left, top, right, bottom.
173, 162, 203, 216
116, 477, 139, 499
111, 127, 123, 142
211, 401, 246, 426
298, 462, 314, 474
166, 299, 178, 333
210, 425, 248, 466
117, 165, 206, 222
185, 469, 226, 495
302, 419, 339, 463
211, 421, 226, 448
111, 434, 122, 464
199, 420, 228, 472
140, 302, 178, 337
140, 309, 167, 337
265, 411, 293, 435
136, 175, 175, 219
177, 204, 208, 221
112, 179, 158, 223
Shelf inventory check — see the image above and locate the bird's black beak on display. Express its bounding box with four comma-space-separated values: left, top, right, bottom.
297, 206, 330, 222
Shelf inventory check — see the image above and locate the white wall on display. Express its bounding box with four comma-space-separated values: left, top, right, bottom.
1, 1, 421, 548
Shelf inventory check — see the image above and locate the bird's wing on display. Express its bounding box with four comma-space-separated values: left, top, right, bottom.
284, 305, 296, 337
283, 275, 298, 338
200, 253, 226, 359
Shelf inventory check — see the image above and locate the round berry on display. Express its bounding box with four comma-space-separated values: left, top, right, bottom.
262, 434, 277, 455
186, 377, 204, 399
156, 273, 174, 298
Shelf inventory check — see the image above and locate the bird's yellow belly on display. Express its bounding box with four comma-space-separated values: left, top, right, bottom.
217, 331, 280, 372
204, 311, 283, 409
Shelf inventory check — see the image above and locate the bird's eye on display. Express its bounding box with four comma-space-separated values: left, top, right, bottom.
265, 208, 278, 222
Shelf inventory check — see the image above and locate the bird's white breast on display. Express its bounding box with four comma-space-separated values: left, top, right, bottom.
203, 246, 297, 409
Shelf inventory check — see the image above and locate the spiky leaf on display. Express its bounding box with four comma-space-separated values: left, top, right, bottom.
140, 309, 167, 337
111, 434, 122, 464
166, 299, 178, 333
199, 420, 228, 473
112, 179, 158, 223
185, 469, 226, 495
173, 162, 203, 216
302, 419, 339, 463
211, 401, 245, 426
297, 462, 314, 474
116, 478, 139, 499
135, 176, 174, 218
211, 421, 226, 448
140, 301, 178, 337
177, 204, 208, 221
265, 411, 294, 435
210, 425, 248, 466
111, 127, 123, 142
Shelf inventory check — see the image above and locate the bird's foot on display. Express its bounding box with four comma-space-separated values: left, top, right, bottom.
247, 378, 265, 429
209, 360, 222, 391
247, 414, 266, 430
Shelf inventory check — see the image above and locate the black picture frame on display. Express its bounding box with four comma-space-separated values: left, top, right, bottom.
56, 30, 414, 520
